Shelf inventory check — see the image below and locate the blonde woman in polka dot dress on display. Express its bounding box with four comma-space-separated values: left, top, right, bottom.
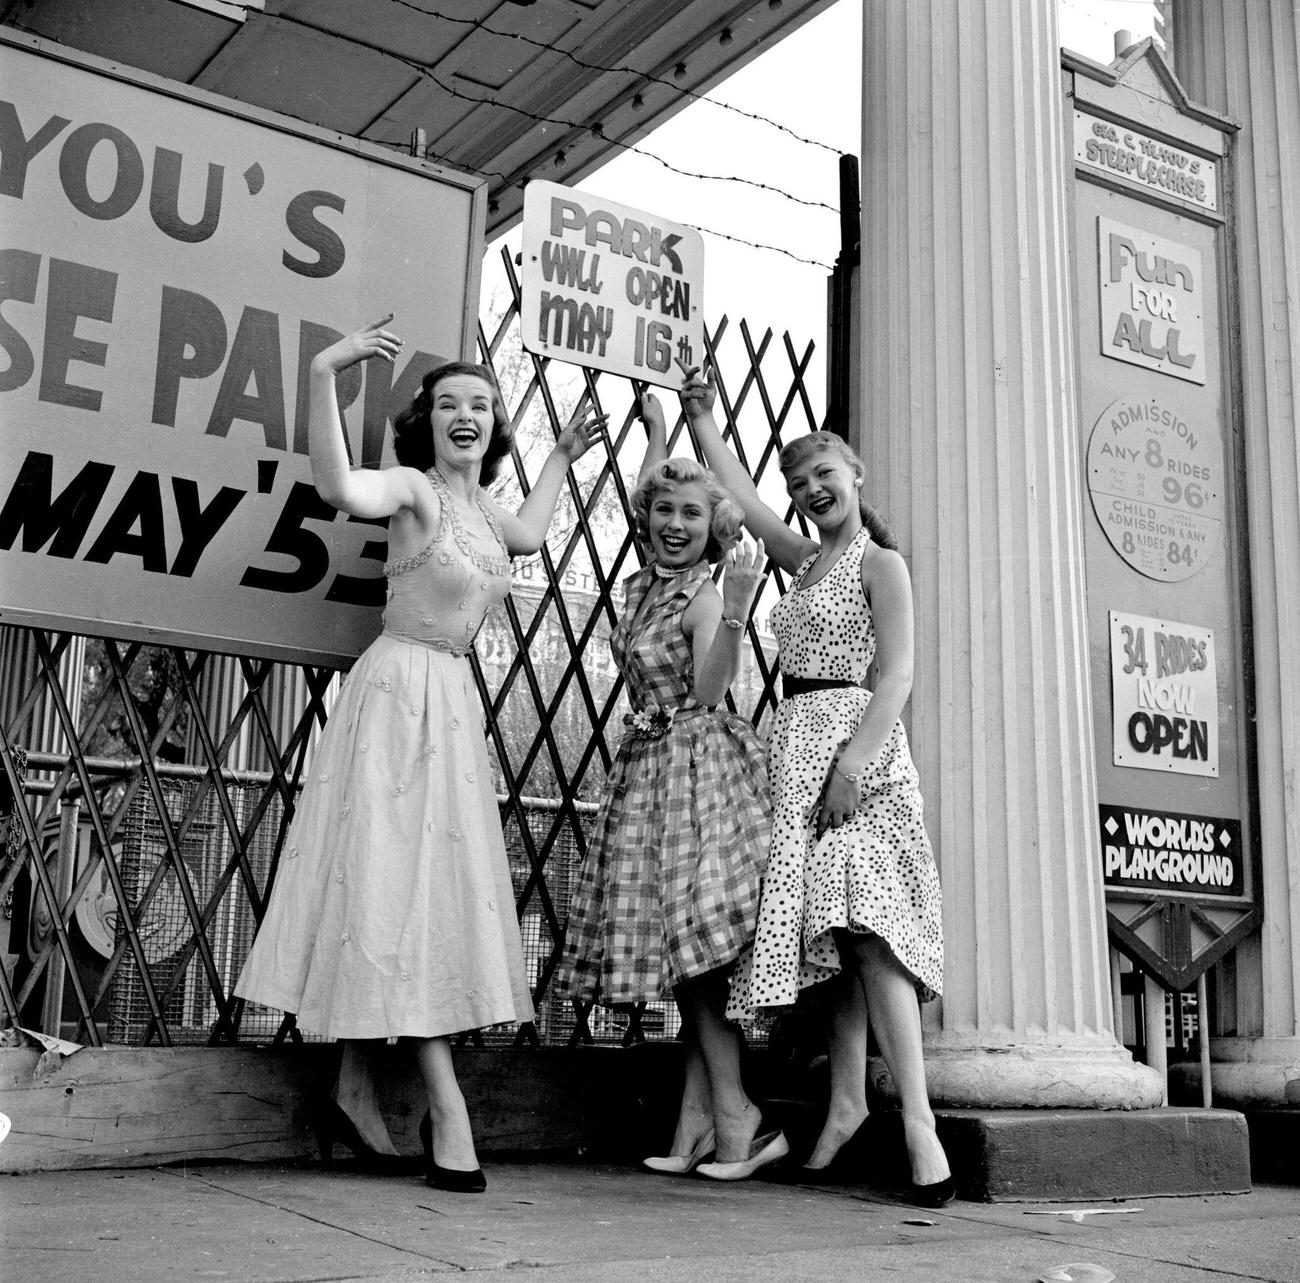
236, 318, 604, 1193
685, 367, 953, 1206
557, 390, 787, 1181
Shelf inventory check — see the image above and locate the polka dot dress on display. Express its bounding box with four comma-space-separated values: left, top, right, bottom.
726, 528, 943, 1018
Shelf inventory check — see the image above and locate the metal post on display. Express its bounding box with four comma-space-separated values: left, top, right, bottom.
1196, 971, 1213, 1107
1110, 946, 1125, 1044
825, 153, 860, 438
1143, 972, 1169, 1105
40, 800, 79, 1038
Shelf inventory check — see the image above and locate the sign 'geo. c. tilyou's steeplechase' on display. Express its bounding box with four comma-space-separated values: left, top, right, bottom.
519, 180, 704, 389
0, 30, 486, 667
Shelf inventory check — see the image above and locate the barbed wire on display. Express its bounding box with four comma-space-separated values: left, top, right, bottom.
220, 0, 846, 159
265, 9, 837, 217
381, 0, 845, 157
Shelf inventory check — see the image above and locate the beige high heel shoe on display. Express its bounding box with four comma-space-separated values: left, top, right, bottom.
642, 1127, 717, 1175
695, 1130, 790, 1181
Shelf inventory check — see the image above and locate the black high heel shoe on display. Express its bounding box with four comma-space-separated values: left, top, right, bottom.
908, 1175, 957, 1208
776, 1117, 871, 1184
419, 1110, 487, 1193
310, 1099, 406, 1173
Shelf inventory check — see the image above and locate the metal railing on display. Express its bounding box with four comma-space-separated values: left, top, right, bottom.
0, 244, 825, 1050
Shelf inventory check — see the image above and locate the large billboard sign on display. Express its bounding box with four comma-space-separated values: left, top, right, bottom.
0, 31, 486, 666
519, 180, 704, 389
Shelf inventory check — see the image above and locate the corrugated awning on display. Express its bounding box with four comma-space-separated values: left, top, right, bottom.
2, 0, 836, 232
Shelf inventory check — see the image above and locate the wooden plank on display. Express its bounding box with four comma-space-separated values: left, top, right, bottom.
0, 1044, 682, 1172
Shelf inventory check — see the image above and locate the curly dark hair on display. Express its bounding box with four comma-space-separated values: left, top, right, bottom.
391, 362, 513, 485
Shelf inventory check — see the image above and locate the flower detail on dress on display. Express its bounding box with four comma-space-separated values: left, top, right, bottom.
624, 701, 675, 741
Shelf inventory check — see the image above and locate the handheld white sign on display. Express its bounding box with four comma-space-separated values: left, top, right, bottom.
519, 181, 704, 388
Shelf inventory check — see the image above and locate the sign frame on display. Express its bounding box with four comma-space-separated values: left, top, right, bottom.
518, 179, 704, 389
1065, 46, 1263, 993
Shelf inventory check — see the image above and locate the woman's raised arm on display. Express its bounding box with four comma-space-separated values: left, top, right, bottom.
634, 388, 669, 488
679, 367, 815, 575
308, 317, 424, 520
484, 408, 607, 556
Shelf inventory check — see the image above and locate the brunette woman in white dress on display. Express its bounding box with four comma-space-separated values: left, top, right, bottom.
236, 317, 604, 1192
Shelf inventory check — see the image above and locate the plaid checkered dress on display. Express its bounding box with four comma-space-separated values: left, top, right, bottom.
556, 562, 770, 1004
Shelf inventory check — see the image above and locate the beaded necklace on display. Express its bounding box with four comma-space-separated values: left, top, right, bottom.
427, 467, 512, 577
383, 468, 511, 578
652, 561, 695, 579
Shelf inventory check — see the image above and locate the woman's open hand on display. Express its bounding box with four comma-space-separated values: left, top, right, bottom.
311, 315, 403, 376
555, 408, 609, 463
720, 537, 766, 622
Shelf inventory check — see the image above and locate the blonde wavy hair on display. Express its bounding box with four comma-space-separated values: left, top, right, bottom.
632, 457, 745, 565
778, 432, 897, 549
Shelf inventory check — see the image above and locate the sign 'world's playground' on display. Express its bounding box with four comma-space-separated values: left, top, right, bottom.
519, 181, 704, 389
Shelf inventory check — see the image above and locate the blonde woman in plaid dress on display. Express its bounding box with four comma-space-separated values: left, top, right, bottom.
557, 391, 787, 1180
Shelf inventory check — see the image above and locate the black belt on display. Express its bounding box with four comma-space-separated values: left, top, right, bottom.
781, 675, 857, 700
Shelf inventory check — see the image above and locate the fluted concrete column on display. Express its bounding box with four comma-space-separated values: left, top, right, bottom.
859, 0, 1161, 1106
1171, 0, 1300, 1106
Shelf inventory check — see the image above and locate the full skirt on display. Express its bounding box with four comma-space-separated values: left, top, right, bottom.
557, 708, 770, 1004
235, 633, 533, 1039
726, 687, 943, 1019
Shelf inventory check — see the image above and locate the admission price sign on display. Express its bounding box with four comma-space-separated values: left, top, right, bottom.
520, 180, 704, 389
1086, 393, 1224, 581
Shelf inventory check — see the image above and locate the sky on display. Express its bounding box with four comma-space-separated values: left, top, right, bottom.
489, 0, 1158, 408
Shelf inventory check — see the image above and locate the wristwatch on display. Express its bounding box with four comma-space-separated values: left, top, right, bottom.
834, 764, 862, 785
721, 616, 744, 631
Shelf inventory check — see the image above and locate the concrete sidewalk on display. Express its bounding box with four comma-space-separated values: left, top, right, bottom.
2, 1158, 1296, 1282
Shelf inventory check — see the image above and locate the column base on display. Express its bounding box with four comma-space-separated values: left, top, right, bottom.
1240, 1109, 1300, 1185
872, 1038, 1166, 1109
1169, 1037, 1300, 1108
1166, 1038, 1300, 1183
934, 1107, 1250, 1200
